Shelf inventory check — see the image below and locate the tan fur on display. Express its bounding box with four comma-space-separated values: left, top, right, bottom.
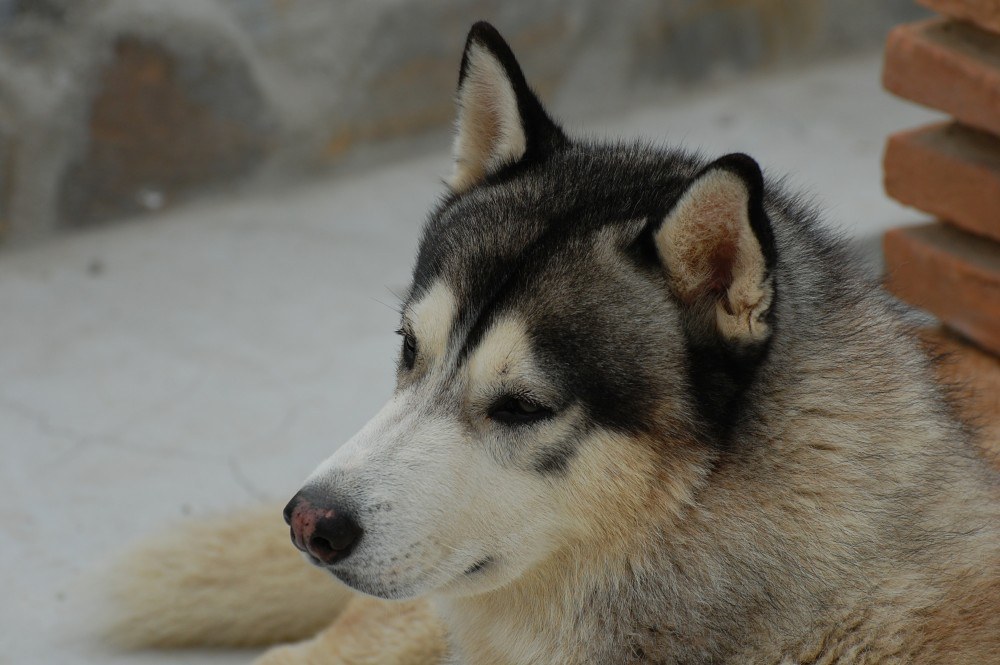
914, 573, 1000, 664
656, 169, 772, 343
435, 431, 714, 664
449, 43, 526, 192
438, 345, 999, 664
467, 317, 530, 383
411, 281, 457, 363
106, 504, 353, 648
254, 596, 444, 665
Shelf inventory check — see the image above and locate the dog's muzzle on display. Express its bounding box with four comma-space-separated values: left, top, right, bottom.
283, 490, 363, 565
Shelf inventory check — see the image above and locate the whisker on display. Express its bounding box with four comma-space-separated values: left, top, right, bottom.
370, 296, 403, 314
385, 286, 407, 304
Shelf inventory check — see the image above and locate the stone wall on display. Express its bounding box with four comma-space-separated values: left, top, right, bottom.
0, 0, 927, 243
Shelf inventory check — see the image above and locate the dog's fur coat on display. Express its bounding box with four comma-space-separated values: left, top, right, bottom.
110, 22, 999, 665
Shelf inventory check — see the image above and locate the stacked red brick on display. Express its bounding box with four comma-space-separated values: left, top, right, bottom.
882, 0, 1000, 355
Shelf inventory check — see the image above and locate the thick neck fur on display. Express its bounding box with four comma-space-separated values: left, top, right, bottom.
433, 288, 998, 664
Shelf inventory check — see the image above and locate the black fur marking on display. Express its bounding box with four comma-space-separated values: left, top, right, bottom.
533, 442, 576, 476
685, 336, 773, 444
463, 556, 493, 575
453, 213, 574, 365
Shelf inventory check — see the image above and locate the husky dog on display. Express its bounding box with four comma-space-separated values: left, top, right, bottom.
273, 21, 1000, 664
115, 21, 998, 665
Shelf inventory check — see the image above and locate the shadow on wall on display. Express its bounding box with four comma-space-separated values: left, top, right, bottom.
0, 0, 928, 243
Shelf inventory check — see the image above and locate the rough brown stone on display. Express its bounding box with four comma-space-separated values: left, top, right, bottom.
883, 18, 1000, 138
60, 37, 274, 226
918, 0, 1000, 36
884, 222, 1000, 356
884, 121, 1000, 243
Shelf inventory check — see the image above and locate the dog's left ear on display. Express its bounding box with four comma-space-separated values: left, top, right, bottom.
655, 153, 777, 345
449, 21, 566, 192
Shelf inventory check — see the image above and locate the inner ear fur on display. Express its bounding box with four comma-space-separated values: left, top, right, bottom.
449, 21, 564, 192
655, 153, 777, 345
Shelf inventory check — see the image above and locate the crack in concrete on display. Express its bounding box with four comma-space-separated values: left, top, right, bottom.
227, 455, 272, 503
0, 396, 93, 447
0, 394, 226, 467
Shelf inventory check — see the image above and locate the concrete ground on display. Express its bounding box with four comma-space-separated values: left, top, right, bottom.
2, 52, 939, 664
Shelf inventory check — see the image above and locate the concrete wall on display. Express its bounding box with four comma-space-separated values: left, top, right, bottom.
0, 0, 927, 244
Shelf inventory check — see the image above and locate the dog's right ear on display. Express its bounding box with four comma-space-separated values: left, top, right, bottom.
654, 154, 777, 347
449, 22, 566, 192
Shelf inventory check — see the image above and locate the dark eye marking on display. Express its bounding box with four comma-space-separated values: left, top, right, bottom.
395, 328, 417, 370
488, 395, 554, 425
533, 443, 576, 475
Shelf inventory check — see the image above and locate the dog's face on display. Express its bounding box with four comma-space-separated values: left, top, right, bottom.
286, 23, 778, 600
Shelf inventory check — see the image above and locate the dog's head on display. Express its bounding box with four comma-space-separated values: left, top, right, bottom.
286, 22, 779, 600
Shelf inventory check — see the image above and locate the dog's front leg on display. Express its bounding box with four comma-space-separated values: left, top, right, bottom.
253, 595, 447, 665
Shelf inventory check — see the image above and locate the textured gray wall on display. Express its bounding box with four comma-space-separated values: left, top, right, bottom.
0, 0, 928, 243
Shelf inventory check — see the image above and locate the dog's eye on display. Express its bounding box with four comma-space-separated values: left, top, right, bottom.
489, 396, 553, 425
396, 329, 417, 370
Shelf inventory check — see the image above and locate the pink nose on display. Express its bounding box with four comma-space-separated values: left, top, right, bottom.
283, 492, 363, 565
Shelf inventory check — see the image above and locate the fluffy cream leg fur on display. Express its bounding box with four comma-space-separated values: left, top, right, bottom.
253, 596, 445, 665
107, 504, 354, 648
